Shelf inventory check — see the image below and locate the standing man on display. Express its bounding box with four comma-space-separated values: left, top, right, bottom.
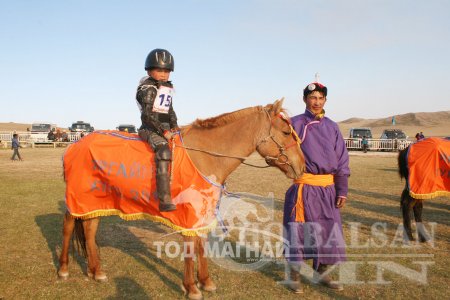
284, 80, 350, 293
11, 133, 23, 161
362, 136, 369, 153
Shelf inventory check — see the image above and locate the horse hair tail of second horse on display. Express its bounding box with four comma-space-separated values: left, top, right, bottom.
73, 219, 88, 258
397, 147, 409, 180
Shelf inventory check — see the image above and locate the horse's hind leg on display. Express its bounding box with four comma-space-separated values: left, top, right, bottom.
58, 212, 75, 279
197, 236, 216, 292
413, 201, 430, 242
182, 236, 202, 300
401, 189, 415, 241
83, 218, 107, 282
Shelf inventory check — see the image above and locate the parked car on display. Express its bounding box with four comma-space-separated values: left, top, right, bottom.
30, 122, 57, 142
116, 124, 137, 133
69, 121, 94, 133
379, 129, 409, 151
380, 129, 407, 140
349, 127, 373, 139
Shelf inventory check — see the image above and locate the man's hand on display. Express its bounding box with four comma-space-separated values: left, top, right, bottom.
336, 196, 347, 208
163, 131, 175, 141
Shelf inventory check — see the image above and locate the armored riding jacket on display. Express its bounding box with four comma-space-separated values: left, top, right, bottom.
136, 76, 178, 136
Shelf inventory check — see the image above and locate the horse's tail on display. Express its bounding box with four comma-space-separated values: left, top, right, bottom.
73, 219, 87, 258
397, 146, 409, 180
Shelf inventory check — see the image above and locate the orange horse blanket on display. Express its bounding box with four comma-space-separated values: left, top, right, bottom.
407, 137, 450, 199
63, 131, 223, 236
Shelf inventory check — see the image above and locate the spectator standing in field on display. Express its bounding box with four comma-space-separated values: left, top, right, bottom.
284, 80, 350, 293
362, 135, 369, 153
11, 133, 23, 161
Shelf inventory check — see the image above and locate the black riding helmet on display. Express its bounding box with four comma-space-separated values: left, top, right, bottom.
144, 48, 174, 71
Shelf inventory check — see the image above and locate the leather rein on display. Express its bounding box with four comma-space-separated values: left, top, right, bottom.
176, 109, 300, 172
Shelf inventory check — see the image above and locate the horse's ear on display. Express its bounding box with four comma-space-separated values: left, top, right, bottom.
272, 98, 284, 115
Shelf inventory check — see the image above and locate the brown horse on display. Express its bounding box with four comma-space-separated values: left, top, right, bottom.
58, 99, 305, 299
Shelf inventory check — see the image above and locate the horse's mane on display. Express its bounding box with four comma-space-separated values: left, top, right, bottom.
181, 103, 288, 135
183, 106, 263, 130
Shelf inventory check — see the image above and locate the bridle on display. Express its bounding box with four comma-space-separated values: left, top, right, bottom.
254, 109, 301, 176
177, 108, 301, 174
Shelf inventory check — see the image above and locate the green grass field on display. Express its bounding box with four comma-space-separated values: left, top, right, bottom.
0, 148, 448, 299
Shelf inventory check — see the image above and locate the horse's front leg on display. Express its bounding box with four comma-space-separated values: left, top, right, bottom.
197, 236, 216, 292
83, 217, 107, 282
182, 236, 202, 300
401, 189, 414, 241
58, 211, 75, 279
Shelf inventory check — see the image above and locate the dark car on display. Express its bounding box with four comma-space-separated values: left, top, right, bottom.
117, 124, 137, 133
349, 127, 373, 139
380, 129, 407, 139
69, 121, 94, 133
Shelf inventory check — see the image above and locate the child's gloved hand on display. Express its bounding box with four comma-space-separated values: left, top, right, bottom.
163, 131, 175, 140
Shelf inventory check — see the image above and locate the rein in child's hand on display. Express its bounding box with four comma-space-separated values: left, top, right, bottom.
163, 131, 175, 140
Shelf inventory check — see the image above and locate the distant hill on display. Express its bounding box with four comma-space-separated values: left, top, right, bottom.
0, 122, 31, 132
0, 122, 66, 132
339, 111, 450, 138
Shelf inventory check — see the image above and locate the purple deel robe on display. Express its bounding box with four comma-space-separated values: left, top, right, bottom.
284, 109, 350, 269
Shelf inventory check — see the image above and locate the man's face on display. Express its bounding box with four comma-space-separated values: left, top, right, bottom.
148, 68, 171, 82
304, 91, 326, 115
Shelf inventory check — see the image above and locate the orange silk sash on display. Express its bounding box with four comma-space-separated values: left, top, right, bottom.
63, 131, 223, 236
407, 137, 450, 199
293, 173, 334, 222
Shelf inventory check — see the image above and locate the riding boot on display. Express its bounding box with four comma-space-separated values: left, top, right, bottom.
288, 263, 303, 294
314, 264, 343, 291
156, 160, 177, 212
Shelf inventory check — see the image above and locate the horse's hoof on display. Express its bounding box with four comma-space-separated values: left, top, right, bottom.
57, 270, 69, 280
287, 280, 304, 294
419, 236, 430, 243
88, 271, 108, 282
181, 284, 203, 300
197, 278, 217, 292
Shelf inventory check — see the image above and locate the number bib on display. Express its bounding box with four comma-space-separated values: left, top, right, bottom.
152, 86, 174, 114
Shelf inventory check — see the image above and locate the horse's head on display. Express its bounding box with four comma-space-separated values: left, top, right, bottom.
256, 99, 305, 179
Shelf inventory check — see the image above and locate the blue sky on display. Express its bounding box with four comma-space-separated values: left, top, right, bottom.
1, 0, 449, 130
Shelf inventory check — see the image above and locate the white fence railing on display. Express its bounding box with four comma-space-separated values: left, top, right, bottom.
344, 138, 413, 151
1, 132, 413, 152
0, 131, 90, 147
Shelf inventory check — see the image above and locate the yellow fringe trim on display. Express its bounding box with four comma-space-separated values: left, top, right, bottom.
68, 209, 218, 236
409, 190, 450, 200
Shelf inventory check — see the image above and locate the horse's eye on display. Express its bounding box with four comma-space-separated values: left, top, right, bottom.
282, 131, 291, 136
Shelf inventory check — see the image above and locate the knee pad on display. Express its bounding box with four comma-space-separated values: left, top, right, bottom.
155, 145, 172, 161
